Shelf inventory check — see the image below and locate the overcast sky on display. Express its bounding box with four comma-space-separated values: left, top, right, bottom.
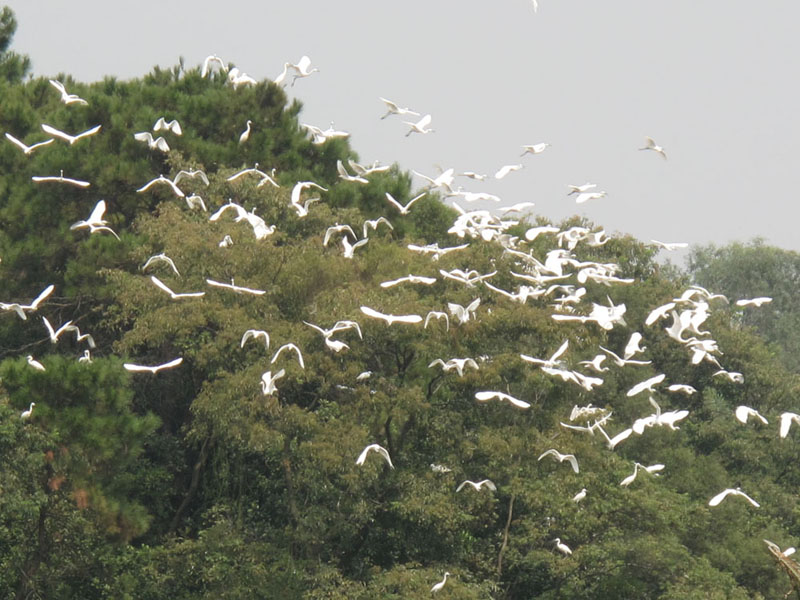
6, 0, 800, 259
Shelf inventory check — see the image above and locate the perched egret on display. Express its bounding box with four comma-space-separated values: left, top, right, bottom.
239, 120, 252, 144
572, 488, 587, 503
430, 572, 450, 593
21, 402, 35, 420
26, 356, 45, 371
554, 538, 572, 556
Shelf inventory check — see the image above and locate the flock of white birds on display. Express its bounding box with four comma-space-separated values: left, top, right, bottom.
2, 50, 798, 594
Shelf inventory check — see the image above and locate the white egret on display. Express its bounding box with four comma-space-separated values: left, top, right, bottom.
291, 181, 328, 207
404, 114, 434, 136
5, 132, 54, 155
133, 131, 170, 152
626, 374, 665, 397
303, 320, 362, 340
537, 449, 579, 473
385, 192, 427, 215
572, 488, 587, 503
520, 142, 550, 156
49, 79, 87, 105
640, 136, 667, 159
554, 538, 572, 556
201, 54, 227, 77
185, 194, 207, 211
407, 242, 468, 260
460, 171, 487, 181
41, 123, 100, 145
271, 343, 304, 369
447, 299, 480, 324
735, 297, 772, 307
287, 55, 318, 86
239, 120, 252, 144
624, 332, 646, 359
227, 67, 257, 88
42, 316, 74, 343
355, 443, 394, 468
27, 356, 45, 371
124, 358, 183, 374
362, 217, 394, 239
378, 97, 419, 120
1, 284, 55, 320
579, 354, 609, 373
498, 202, 536, 214
595, 424, 633, 450
153, 117, 182, 135
430, 573, 450, 593
70, 200, 119, 240
227, 164, 279, 187
651, 240, 688, 251
241, 329, 269, 350
206, 278, 266, 296
645, 302, 677, 326
21, 402, 35, 419
429, 358, 478, 377
423, 311, 449, 331
708, 487, 760, 508
150, 276, 205, 299
575, 191, 607, 204
494, 164, 523, 179
78, 349, 92, 363
381, 274, 436, 289
141, 253, 180, 277
524, 225, 560, 242
219, 235, 233, 248
667, 384, 697, 395
779, 412, 800, 438
173, 169, 209, 187
336, 160, 369, 184
713, 370, 744, 384
31, 170, 90, 188
356, 371, 372, 381
456, 479, 496, 492
137, 175, 185, 197
340, 236, 369, 259
520, 340, 569, 369
323, 224, 357, 247
735, 405, 769, 425
567, 183, 596, 195
260, 369, 285, 396
475, 390, 530, 409
430, 463, 451, 473
359, 306, 422, 325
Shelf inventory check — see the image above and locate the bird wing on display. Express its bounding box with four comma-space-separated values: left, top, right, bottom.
416, 114, 432, 129
359, 306, 389, 322
41, 123, 72, 142
708, 489, 732, 506
5, 132, 30, 152
75, 125, 102, 140
123, 363, 153, 372
150, 276, 177, 297
86, 200, 107, 224
28, 284, 55, 309
550, 340, 570, 363
474, 391, 498, 402
153, 357, 184, 372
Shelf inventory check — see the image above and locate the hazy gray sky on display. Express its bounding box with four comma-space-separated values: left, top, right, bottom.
7, 0, 800, 257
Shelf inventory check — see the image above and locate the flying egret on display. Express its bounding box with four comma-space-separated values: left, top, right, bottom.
49, 79, 88, 105
579, 354, 609, 373
567, 183, 596, 195
260, 369, 285, 396
141, 253, 180, 277
713, 370, 744, 384
404, 114, 433, 136
456, 479, 496, 492
31, 170, 90, 188
137, 175, 185, 197
359, 306, 422, 325
271, 343, 304, 369
5, 132, 54, 155
620, 462, 664, 486
241, 329, 269, 349
227, 164, 279, 187
735, 297, 772, 307
362, 217, 394, 239
554, 538, 572, 556
201, 54, 227, 77
1, 284, 55, 320
640, 136, 667, 159
538, 449, 579, 473
626, 374, 666, 397
424, 311, 450, 331
150, 276, 205, 299
291, 181, 328, 207
779, 412, 800, 438
239, 120, 252, 144
340, 236, 369, 259
430, 572, 450, 593
521, 142, 550, 156
303, 320, 362, 340
336, 160, 369, 184
356, 443, 394, 468
41, 123, 101, 145
624, 333, 646, 359
460, 171, 487, 181
498, 202, 536, 214
21, 402, 36, 420
708, 487, 760, 508
651, 240, 688, 251
575, 191, 607, 204
133, 131, 170, 152
227, 67, 257, 88
380, 274, 436, 289
185, 194, 207, 211
494, 164, 523, 179
520, 340, 569, 369
27, 356, 45, 371
429, 358, 478, 377
385, 192, 427, 215
288, 55, 318, 86
594, 424, 633, 450
378, 97, 419, 119
124, 358, 183, 374
173, 169, 209, 187
42, 316, 74, 343
323, 223, 357, 247
572, 488, 587, 503
206, 278, 266, 296
70, 199, 119, 240
735, 405, 769, 425
153, 117, 182, 135
447, 299, 480, 324
667, 384, 697, 395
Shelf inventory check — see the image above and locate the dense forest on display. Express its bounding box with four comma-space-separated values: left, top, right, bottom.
1, 7, 799, 598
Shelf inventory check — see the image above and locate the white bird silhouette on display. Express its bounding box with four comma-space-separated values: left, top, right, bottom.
206, 278, 266, 296
404, 114, 433, 136
241, 329, 269, 349
360, 306, 422, 325
620, 462, 664, 486
640, 136, 667, 159
575, 191, 607, 204
708, 487, 759, 508
456, 479, 496, 492
31, 170, 90, 188
579, 354, 609, 373
141, 253, 180, 277
447, 299, 480, 324
27, 356, 46, 371
1, 284, 55, 320
713, 370, 744, 384
554, 538, 572, 556
291, 181, 328, 207
381, 274, 436, 288
41, 123, 101, 145
356, 443, 394, 468
185, 194, 207, 211
173, 169, 209, 187
323, 224, 357, 247
385, 192, 426, 215
201, 54, 227, 77
520, 340, 569, 369
521, 142, 550, 156
271, 343, 304, 369
362, 217, 394, 239
779, 412, 800, 438
735, 405, 769, 425
336, 160, 369, 184
150, 276, 205, 299
475, 391, 530, 409
123, 357, 183, 374
226, 163, 279, 188
667, 384, 697, 395
626, 374, 666, 397
70, 199, 119, 240
379, 97, 420, 120
260, 369, 285, 396
21, 402, 35, 419
5, 132, 54, 155
239, 120, 252, 144
49, 79, 88, 105
137, 175, 185, 197
134, 131, 170, 152
650, 240, 688, 251
287, 55, 318, 86
424, 311, 450, 331
429, 358, 478, 377
430, 572, 450, 593
494, 164, 523, 179
572, 488, 587, 503
594, 424, 633, 450
218, 235, 233, 248
538, 449, 579, 473
735, 297, 772, 307
42, 316, 74, 343
227, 67, 257, 89
624, 332, 646, 359
153, 117, 182, 135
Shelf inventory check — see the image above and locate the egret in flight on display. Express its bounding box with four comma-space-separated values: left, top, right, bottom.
708, 487, 760, 508
41, 123, 101, 145
124, 357, 183, 374
356, 444, 394, 468
5, 133, 54, 155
